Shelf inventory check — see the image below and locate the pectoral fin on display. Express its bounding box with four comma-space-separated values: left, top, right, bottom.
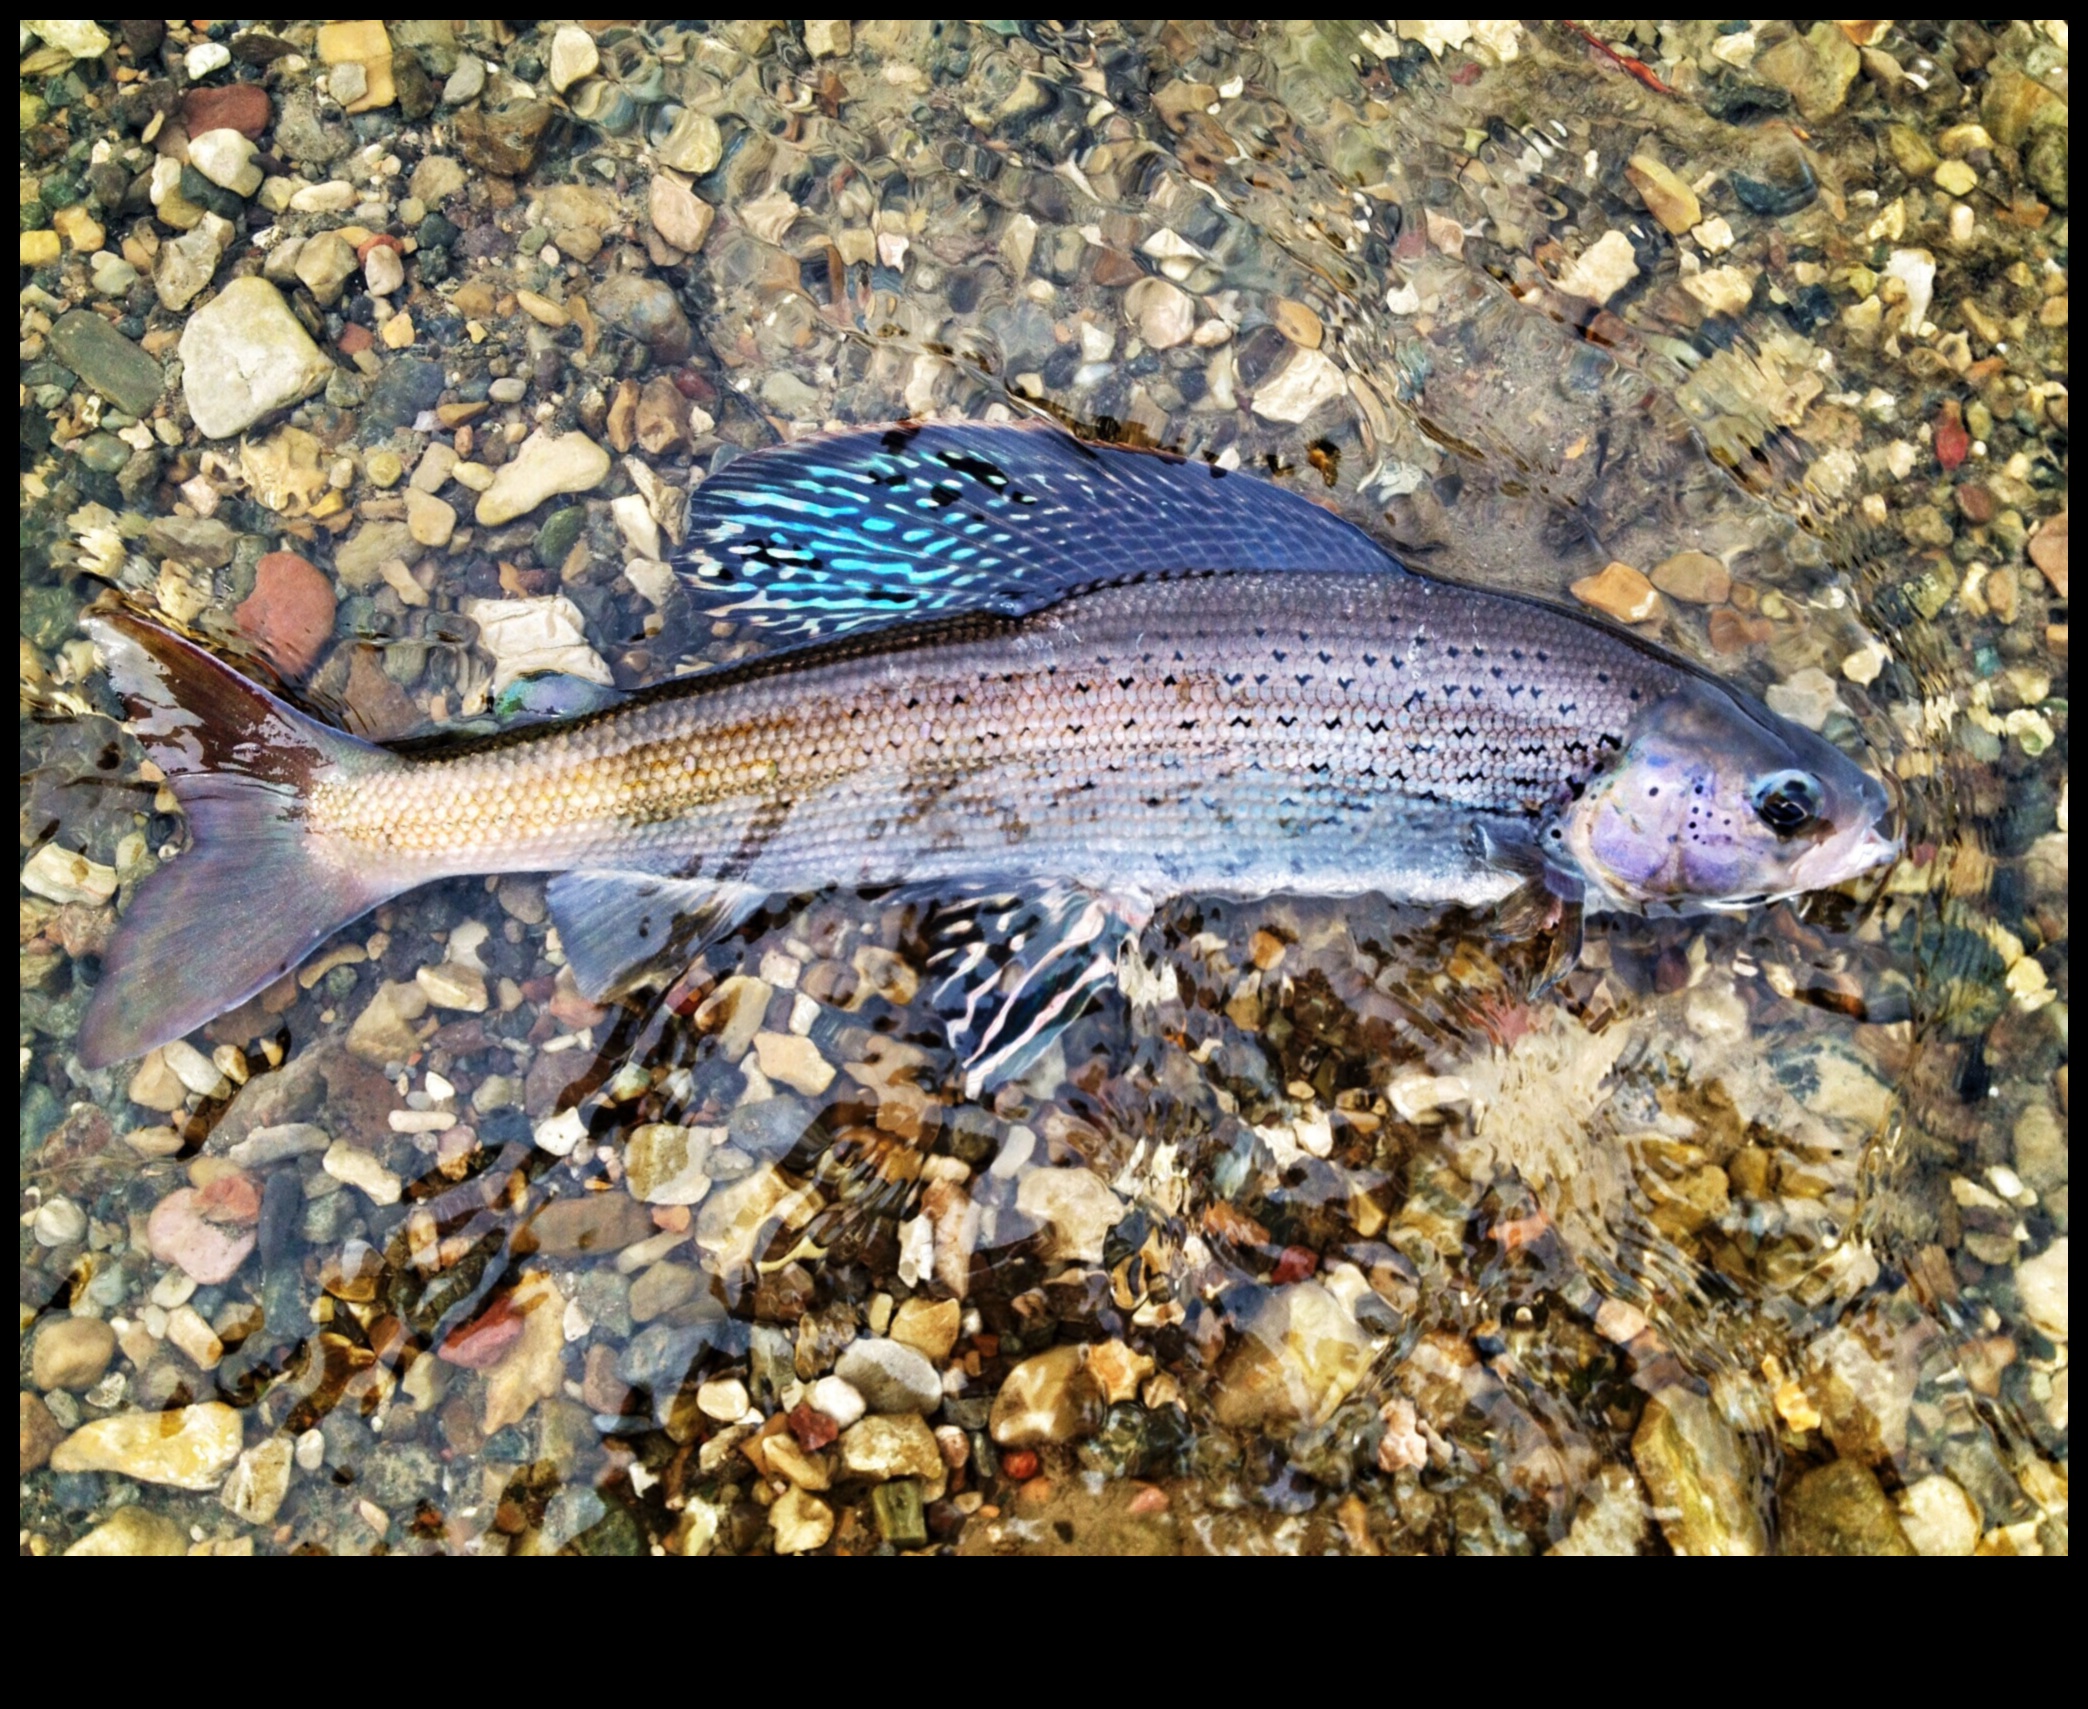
919, 884, 1154, 1099
546, 870, 767, 1002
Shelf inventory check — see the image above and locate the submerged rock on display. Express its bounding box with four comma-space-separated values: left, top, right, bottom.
1631, 1387, 1765, 1556
179, 277, 333, 438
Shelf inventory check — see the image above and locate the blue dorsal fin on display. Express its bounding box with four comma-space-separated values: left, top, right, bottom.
676, 421, 1406, 645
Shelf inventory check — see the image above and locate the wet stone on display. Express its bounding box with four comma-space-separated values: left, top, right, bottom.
1631, 1387, 1765, 1556
64, 1507, 188, 1556
990, 1343, 1105, 1447
835, 1337, 943, 1415
1781, 1459, 1915, 1556
236, 551, 335, 679
179, 277, 333, 439
49, 311, 163, 417
1571, 561, 1659, 623
455, 99, 555, 177
32, 1317, 117, 1392
51, 1402, 245, 1490
591, 276, 694, 364
1651, 551, 1731, 605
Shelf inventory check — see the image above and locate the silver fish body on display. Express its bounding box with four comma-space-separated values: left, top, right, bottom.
361, 567, 1666, 904
74, 424, 1896, 1071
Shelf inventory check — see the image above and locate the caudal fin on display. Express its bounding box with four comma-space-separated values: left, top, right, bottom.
75, 613, 400, 1068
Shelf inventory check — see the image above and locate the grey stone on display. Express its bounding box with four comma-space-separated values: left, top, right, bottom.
835, 1337, 943, 1415
49, 310, 163, 416
591, 275, 692, 363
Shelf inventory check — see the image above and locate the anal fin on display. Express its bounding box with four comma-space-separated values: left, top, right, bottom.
547, 871, 767, 1002
920, 884, 1153, 1099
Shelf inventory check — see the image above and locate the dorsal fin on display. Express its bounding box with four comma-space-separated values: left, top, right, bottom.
676, 421, 1407, 646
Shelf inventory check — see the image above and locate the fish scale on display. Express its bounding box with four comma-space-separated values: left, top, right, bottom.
315, 568, 1671, 903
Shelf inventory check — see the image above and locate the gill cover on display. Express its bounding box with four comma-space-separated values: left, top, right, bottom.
1551, 675, 1895, 913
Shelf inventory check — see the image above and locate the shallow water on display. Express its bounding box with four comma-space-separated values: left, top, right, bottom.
20, 20, 2067, 1554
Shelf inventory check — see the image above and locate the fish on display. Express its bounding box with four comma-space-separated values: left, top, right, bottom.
72, 422, 1897, 1087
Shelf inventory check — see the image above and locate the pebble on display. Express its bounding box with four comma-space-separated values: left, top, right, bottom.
154, 218, 229, 312
49, 307, 165, 426
185, 41, 232, 80
456, 99, 554, 176
1015, 1165, 1126, 1264
441, 53, 486, 105
1625, 154, 1701, 235
1764, 667, 1843, 731
405, 489, 457, 548
323, 1139, 404, 1205
147, 1185, 257, 1284
1683, 265, 1754, 318
64, 1508, 188, 1556
1781, 1459, 1915, 1555
1897, 1473, 1981, 1557
1270, 297, 1323, 348
51, 205, 103, 252
990, 1344, 1105, 1446
1554, 229, 1638, 305
182, 82, 271, 140
835, 1337, 943, 1415
888, 1297, 962, 1362
805, 20, 853, 57
1932, 159, 1979, 198
28, 18, 111, 56
548, 24, 599, 92
656, 108, 723, 175
1631, 1387, 1765, 1555
1213, 1280, 1372, 1428
363, 243, 405, 296
294, 231, 358, 306
179, 277, 334, 439
810, 1375, 867, 1430
21, 842, 117, 905
1124, 276, 1195, 349
752, 1030, 835, 1096
838, 1412, 946, 1493
1649, 551, 1731, 605
33, 1195, 86, 1248
32, 1317, 117, 1391
473, 430, 612, 526
459, 593, 615, 694
591, 275, 694, 363
1251, 345, 1346, 423
220, 1436, 295, 1525
1570, 561, 1659, 623
769, 1487, 834, 1554
696, 1377, 749, 1422
648, 175, 715, 253
51, 1401, 245, 1490
2029, 511, 2067, 599
2015, 1237, 2066, 1342
228, 547, 334, 681
188, 128, 262, 197
624, 1123, 714, 1205
20, 1394, 65, 1475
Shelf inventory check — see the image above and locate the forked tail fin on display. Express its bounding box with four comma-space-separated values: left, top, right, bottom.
73, 613, 403, 1068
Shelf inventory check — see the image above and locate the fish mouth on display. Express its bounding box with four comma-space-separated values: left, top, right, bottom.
1780, 815, 1901, 898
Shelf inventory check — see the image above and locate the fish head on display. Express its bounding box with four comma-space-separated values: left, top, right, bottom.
1548, 675, 1897, 913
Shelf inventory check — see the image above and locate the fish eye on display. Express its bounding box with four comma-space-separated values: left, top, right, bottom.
1751, 769, 1822, 835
